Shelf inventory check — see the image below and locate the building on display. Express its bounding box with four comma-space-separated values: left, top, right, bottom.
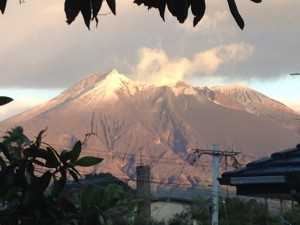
219, 144, 300, 202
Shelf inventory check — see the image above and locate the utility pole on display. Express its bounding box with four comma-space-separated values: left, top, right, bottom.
191, 145, 240, 225
135, 165, 151, 225
212, 144, 220, 225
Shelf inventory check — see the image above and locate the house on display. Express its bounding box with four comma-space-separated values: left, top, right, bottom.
219, 144, 300, 202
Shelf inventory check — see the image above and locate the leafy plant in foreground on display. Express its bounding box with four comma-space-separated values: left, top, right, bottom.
0, 127, 102, 225
0, 96, 13, 106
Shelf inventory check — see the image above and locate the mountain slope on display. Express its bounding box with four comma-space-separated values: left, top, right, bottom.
211, 84, 299, 130
1, 70, 299, 187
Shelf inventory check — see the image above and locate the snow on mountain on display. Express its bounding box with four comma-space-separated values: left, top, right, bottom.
1, 70, 299, 188
211, 84, 299, 130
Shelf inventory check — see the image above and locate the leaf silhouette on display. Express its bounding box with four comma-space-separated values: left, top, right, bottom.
134, 0, 166, 21
75, 156, 103, 167
92, 0, 104, 22
191, 0, 206, 27
64, 0, 81, 24
106, 0, 116, 15
227, 0, 244, 30
80, 0, 92, 29
0, 0, 7, 14
167, 0, 189, 23
0, 96, 13, 106
158, 0, 166, 21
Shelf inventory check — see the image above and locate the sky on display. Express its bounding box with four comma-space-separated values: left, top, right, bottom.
0, 0, 300, 121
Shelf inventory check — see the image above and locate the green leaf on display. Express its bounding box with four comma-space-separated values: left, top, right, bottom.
34, 171, 52, 193
0, 96, 12, 106
35, 128, 47, 148
45, 148, 60, 168
68, 169, 79, 182
52, 169, 67, 197
60, 141, 82, 163
69, 141, 82, 162
75, 156, 103, 167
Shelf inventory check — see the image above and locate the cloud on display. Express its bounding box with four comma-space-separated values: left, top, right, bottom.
0, 0, 299, 88
133, 43, 254, 85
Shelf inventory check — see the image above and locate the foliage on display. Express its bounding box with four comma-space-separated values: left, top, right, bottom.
0, 127, 102, 225
282, 204, 300, 225
0, 0, 262, 30
0, 96, 13, 106
164, 197, 289, 225
77, 184, 138, 225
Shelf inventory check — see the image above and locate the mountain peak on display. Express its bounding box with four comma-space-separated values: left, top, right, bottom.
169, 81, 198, 96
75, 70, 142, 103
105, 69, 130, 82
211, 83, 250, 92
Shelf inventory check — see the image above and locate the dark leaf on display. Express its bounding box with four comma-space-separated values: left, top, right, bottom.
75, 156, 103, 167
80, 0, 92, 29
191, 0, 205, 26
193, 16, 201, 27
52, 169, 67, 197
24, 146, 48, 160
60, 150, 69, 162
92, 0, 104, 23
0, 96, 13, 106
158, 0, 166, 21
69, 141, 82, 162
0, 0, 7, 14
34, 171, 52, 193
45, 148, 60, 168
106, 0, 116, 15
68, 169, 79, 182
33, 159, 46, 167
0, 143, 11, 161
167, 0, 189, 23
60, 141, 82, 163
190, 0, 205, 17
70, 165, 81, 176
250, 0, 262, 3
65, 0, 81, 24
227, 0, 244, 30
134, 0, 166, 21
35, 128, 47, 148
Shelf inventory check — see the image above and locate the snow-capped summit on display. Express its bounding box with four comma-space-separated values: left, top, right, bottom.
75, 69, 144, 103
1, 69, 299, 189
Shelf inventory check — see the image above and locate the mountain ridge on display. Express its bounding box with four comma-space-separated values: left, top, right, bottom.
1, 70, 299, 188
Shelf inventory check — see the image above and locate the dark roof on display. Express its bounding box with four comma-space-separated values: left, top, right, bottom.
219, 144, 300, 200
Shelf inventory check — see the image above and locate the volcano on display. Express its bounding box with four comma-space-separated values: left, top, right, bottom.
1, 69, 299, 188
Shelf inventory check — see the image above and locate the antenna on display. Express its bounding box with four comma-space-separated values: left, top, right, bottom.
189, 145, 241, 225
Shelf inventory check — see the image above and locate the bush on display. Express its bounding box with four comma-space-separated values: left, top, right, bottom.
0, 127, 102, 225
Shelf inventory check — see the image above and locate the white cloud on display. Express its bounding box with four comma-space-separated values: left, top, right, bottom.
133, 43, 254, 86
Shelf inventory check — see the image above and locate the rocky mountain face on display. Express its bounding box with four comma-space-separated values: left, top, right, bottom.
1, 69, 299, 188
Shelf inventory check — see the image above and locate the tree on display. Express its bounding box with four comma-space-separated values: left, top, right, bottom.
0, 126, 103, 225
0, 0, 262, 30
